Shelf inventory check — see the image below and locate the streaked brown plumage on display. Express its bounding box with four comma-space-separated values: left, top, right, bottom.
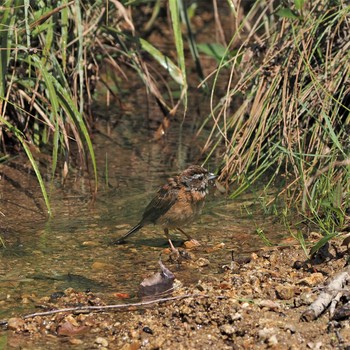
114, 165, 216, 249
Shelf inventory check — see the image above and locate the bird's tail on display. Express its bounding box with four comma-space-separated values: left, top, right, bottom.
113, 223, 143, 244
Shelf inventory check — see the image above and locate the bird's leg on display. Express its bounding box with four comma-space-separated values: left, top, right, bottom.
176, 227, 201, 246
164, 228, 177, 251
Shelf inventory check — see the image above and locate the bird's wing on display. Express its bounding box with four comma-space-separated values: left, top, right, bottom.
140, 184, 178, 225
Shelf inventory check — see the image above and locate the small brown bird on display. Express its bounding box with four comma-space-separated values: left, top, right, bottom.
114, 165, 216, 249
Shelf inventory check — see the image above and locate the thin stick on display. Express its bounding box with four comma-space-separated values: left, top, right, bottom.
22, 294, 215, 320
301, 265, 350, 321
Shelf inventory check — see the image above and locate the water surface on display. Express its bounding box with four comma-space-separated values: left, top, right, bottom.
0, 114, 288, 321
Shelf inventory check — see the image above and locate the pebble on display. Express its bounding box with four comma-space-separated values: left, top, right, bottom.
241, 302, 251, 309
142, 326, 153, 334
258, 327, 275, 341
293, 260, 304, 270
298, 273, 324, 287
64, 314, 79, 327
275, 285, 296, 300
70, 338, 83, 345
229, 312, 242, 321
220, 324, 236, 336
283, 324, 296, 334
267, 334, 278, 346
259, 299, 281, 310
307, 341, 323, 349
183, 240, 200, 249
7, 317, 25, 331
91, 262, 113, 270
82, 241, 99, 247
298, 292, 315, 306
196, 257, 210, 267
95, 336, 109, 347
251, 252, 259, 260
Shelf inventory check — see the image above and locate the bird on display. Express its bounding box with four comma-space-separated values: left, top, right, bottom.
114, 165, 217, 250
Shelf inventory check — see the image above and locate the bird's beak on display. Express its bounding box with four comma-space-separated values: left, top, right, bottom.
208, 173, 217, 181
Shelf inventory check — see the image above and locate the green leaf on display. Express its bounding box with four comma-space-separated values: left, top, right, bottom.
276, 8, 299, 19
322, 111, 345, 156
197, 43, 227, 62
0, 117, 51, 216
309, 233, 338, 257
61, 0, 69, 71
139, 38, 184, 85
296, 231, 309, 258
0, 0, 13, 98
52, 79, 98, 191
187, 3, 197, 20
255, 228, 273, 246
169, 0, 187, 108
294, 0, 305, 11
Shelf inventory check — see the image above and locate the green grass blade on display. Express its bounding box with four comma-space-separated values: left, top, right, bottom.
322, 111, 345, 156
53, 80, 98, 191
0, 117, 51, 215
61, 0, 69, 72
30, 54, 60, 181
178, 0, 204, 83
309, 233, 338, 257
0, 1, 12, 100
139, 38, 184, 85
74, 0, 84, 115
169, 0, 187, 108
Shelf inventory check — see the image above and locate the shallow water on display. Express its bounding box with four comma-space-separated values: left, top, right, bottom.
0, 110, 288, 324
0, 4, 295, 348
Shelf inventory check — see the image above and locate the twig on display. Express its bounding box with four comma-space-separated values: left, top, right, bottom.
23, 294, 213, 320
301, 265, 350, 321
329, 292, 342, 319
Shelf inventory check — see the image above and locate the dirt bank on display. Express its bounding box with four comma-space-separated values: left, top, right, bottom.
2, 237, 350, 350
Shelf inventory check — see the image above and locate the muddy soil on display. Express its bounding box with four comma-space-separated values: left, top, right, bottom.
2, 237, 350, 350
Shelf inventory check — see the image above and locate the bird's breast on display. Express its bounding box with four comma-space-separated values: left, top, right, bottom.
156, 189, 206, 228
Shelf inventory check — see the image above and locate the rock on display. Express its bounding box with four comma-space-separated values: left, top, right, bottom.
267, 334, 278, 346
292, 260, 304, 270
142, 326, 153, 335
241, 302, 250, 309
258, 327, 275, 341
69, 338, 83, 345
251, 252, 259, 260
64, 314, 80, 327
196, 257, 210, 267
82, 241, 99, 247
120, 342, 141, 350
220, 324, 236, 336
95, 337, 109, 347
206, 242, 225, 252
219, 282, 231, 290
258, 299, 281, 310
275, 285, 296, 300
298, 273, 324, 287
57, 321, 89, 336
21, 297, 30, 304
7, 317, 25, 331
229, 312, 242, 322
283, 323, 296, 334
183, 240, 200, 249
307, 341, 323, 349
91, 261, 114, 270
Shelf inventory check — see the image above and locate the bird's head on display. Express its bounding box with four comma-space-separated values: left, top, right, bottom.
180, 165, 217, 194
